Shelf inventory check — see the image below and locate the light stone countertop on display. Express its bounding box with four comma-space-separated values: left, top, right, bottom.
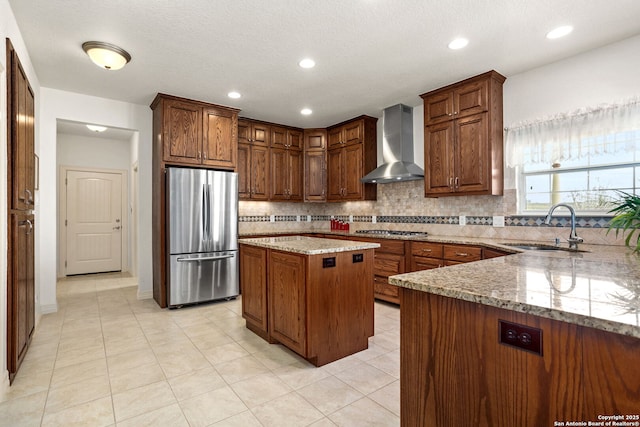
390, 245, 640, 338
239, 235, 380, 255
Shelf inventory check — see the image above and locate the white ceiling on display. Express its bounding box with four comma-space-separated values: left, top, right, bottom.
9, 0, 640, 128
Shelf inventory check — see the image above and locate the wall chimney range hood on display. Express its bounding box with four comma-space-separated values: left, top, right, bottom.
361, 104, 424, 184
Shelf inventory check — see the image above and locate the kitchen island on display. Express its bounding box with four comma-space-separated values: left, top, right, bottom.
390, 245, 640, 426
239, 236, 379, 366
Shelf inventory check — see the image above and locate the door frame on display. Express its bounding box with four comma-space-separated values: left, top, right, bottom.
58, 165, 129, 277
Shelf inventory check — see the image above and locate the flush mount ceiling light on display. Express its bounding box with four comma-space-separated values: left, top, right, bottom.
86, 124, 107, 132
82, 41, 131, 70
546, 25, 573, 39
298, 58, 316, 69
448, 37, 469, 50
227, 91, 242, 99
301, 108, 313, 115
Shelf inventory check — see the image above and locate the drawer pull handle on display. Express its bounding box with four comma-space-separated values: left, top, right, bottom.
422, 248, 432, 252
456, 252, 469, 257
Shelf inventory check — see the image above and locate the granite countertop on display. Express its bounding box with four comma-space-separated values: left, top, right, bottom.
390, 245, 640, 339
239, 235, 380, 255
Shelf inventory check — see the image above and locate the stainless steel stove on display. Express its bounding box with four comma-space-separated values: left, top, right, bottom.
355, 229, 428, 237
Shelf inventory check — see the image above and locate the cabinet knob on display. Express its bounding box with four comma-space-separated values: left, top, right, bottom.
455, 177, 459, 188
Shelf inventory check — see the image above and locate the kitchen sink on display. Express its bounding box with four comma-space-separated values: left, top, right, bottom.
501, 243, 586, 252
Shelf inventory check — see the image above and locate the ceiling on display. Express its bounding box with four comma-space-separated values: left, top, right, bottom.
57, 119, 136, 141
9, 0, 640, 128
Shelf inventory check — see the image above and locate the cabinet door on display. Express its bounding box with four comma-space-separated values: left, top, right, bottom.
410, 256, 442, 271
269, 251, 306, 356
455, 113, 489, 194
252, 123, 270, 146
162, 99, 202, 165
271, 126, 288, 148
9, 49, 35, 210
240, 245, 269, 336
238, 119, 251, 145
305, 150, 326, 202
327, 127, 344, 149
8, 214, 35, 378
288, 149, 304, 201
250, 146, 270, 200
237, 143, 251, 200
327, 148, 345, 200
343, 144, 364, 200
304, 129, 326, 151
270, 148, 288, 200
287, 129, 303, 150
454, 79, 488, 119
202, 107, 236, 169
343, 120, 363, 146
424, 121, 454, 196
424, 91, 454, 126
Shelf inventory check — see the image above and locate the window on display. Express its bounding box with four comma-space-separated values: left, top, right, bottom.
506, 100, 640, 213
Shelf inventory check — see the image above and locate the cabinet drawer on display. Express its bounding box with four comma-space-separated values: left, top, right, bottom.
443, 244, 482, 262
411, 242, 443, 258
374, 276, 400, 298
374, 253, 404, 277
377, 239, 406, 255
410, 256, 442, 272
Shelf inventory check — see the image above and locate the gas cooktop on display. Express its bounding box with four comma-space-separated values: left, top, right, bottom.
355, 229, 428, 237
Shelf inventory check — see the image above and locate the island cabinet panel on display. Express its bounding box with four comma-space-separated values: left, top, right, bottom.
239, 245, 270, 341
268, 251, 307, 356
307, 251, 374, 365
401, 289, 640, 427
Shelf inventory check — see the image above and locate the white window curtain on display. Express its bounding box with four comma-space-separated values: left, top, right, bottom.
505, 98, 640, 168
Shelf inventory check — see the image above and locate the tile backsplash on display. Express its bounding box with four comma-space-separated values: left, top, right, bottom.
239, 180, 623, 246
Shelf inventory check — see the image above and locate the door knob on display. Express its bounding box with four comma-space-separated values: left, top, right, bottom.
113, 226, 121, 230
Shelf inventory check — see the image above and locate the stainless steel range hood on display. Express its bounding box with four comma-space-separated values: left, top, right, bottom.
361, 104, 424, 184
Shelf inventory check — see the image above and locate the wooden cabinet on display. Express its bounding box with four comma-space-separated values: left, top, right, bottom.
410, 242, 444, 271
401, 290, 640, 426
240, 243, 375, 366
268, 251, 307, 355
327, 116, 377, 201
151, 94, 239, 169
6, 39, 36, 384
270, 126, 304, 201
304, 129, 327, 202
421, 70, 505, 197
238, 119, 270, 201
240, 245, 270, 340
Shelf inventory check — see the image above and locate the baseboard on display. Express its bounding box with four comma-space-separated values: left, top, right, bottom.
39, 303, 58, 314
137, 290, 153, 300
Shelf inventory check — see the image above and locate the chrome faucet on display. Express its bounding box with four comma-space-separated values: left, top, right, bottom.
544, 203, 583, 250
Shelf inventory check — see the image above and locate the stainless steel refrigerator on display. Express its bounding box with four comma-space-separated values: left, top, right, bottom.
167, 167, 239, 307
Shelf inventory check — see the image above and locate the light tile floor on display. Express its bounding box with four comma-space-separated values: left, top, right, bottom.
0, 273, 401, 426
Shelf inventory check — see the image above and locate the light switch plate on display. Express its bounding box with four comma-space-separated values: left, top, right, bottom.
349, 214, 353, 222
296, 215, 300, 222
493, 215, 505, 227
459, 215, 466, 226
270, 214, 275, 223
372, 215, 377, 224
307, 215, 312, 222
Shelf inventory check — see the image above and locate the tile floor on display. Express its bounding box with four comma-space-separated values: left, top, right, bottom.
0, 273, 401, 426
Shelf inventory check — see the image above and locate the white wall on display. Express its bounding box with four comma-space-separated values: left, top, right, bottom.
1, 0, 41, 392
39, 88, 153, 313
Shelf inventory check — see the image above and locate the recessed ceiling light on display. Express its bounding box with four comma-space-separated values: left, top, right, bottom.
86, 124, 107, 132
227, 91, 241, 99
301, 108, 313, 115
546, 25, 573, 39
298, 58, 316, 69
448, 38, 469, 50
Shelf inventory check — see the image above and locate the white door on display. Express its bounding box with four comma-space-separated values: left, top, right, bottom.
66, 170, 122, 275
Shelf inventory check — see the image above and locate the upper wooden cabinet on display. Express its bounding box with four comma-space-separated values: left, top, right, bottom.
238, 119, 271, 201
270, 148, 303, 201
304, 129, 327, 202
420, 71, 505, 197
151, 93, 239, 170
326, 116, 378, 202
238, 119, 270, 146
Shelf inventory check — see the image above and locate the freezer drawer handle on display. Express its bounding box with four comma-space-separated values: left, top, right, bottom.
177, 254, 235, 263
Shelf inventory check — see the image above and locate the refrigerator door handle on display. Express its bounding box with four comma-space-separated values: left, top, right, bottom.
202, 184, 208, 238
206, 183, 212, 242
176, 254, 235, 263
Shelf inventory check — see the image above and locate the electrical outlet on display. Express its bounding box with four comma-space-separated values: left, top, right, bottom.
296, 215, 300, 222
372, 215, 377, 224
493, 215, 505, 227
307, 215, 312, 222
499, 320, 543, 356
349, 214, 353, 222
459, 215, 466, 226
270, 214, 275, 223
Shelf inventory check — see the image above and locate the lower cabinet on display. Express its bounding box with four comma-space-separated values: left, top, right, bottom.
240, 244, 375, 366
8, 213, 35, 382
